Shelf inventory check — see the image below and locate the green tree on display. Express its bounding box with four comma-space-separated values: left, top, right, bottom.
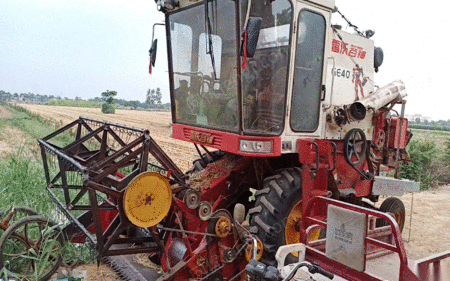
146, 88, 162, 107
101, 90, 117, 114
101, 90, 117, 104
130, 100, 139, 110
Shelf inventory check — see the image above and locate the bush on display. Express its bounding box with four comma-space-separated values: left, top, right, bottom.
101, 103, 115, 114
444, 138, 450, 164
399, 139, 450, 190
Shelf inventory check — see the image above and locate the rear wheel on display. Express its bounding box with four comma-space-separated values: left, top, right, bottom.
376, 197, 406, 232
249, 168, 302, 263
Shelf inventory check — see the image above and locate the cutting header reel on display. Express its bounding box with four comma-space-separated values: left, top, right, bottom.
30, 116, 260, 280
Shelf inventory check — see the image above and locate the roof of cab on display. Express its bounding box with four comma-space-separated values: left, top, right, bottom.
303, 0, 335, 10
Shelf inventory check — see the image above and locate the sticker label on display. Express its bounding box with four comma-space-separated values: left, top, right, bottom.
332, 39, 366, 59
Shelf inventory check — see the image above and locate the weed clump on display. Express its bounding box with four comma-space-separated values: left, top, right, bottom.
0, 151, 50, 215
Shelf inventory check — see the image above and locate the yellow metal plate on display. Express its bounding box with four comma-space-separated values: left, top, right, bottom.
123, 172, 172, 228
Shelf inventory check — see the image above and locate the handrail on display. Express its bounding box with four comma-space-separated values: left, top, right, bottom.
300, 196, 420, 281
416, 250, 450, 281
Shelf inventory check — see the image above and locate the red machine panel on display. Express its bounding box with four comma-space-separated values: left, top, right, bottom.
388, 118, 408, 149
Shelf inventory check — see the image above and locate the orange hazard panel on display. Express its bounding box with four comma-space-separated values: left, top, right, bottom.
123, 172, 172, 228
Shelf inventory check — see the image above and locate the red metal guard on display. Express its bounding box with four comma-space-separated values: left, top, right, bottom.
300, 196, 421, 281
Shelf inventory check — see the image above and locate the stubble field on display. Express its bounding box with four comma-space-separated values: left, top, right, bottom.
20, 104, 199, 172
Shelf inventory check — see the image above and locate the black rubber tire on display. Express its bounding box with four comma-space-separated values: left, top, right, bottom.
0, 215, 64, 281
249, 168, 302, 263
185, 150, 226, 175
376, 197, 406, 232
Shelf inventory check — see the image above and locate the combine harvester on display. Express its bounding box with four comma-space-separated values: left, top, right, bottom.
0, 0, 449, 280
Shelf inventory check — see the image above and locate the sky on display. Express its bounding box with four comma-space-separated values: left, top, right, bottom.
1, 0, 449, 120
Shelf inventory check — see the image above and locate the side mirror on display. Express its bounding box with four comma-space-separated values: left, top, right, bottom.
157, 0, 179, 12
149, 39, 158, 67
374, 47, 384, 73
163, 0, 179, 10
243, 17, 262, 58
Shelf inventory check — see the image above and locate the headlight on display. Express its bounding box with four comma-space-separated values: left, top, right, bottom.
239, 140, 273, 154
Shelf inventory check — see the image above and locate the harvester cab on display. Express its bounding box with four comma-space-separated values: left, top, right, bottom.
154, 0, 404, 157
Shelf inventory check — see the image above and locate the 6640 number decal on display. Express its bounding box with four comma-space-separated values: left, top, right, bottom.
332, 68, 350, 79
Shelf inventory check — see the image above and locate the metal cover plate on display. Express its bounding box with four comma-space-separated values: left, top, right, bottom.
123, 172, 172, 228
372, 176, 420, 196
326, 204, 367, 272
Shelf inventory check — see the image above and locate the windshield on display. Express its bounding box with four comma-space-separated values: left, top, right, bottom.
169, 1, 239, 132
241, 0, 293, 135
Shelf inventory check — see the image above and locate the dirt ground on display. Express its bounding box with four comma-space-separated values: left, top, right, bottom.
397, 186, 450, 260
2, 104, 450, 279
0, 106, 39, 157
0, 106, 12, 119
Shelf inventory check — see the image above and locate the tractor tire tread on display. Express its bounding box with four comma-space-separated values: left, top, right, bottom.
268, 180, 284, 198
250, 168, 302, 258
254, 215, 274, 235
254, 187, 270, 197
248, 205, 263, 215
260, 196, 279, 216
262, 174, 282, 184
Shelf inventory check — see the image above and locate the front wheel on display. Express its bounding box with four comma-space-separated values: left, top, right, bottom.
249, 168, 303, 263
0, 216, 64, 281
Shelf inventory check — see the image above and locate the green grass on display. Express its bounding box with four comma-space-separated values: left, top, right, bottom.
0, 105, 65, 217
0, 149, 52, 215
3, 104, 74, 148
410, 128, 450, 153
0, 105, 96, 279
46, 99, 104, 108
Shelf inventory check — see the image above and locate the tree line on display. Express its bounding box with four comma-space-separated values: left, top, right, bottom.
0, 89, 170, 111
0, 91, 55, 104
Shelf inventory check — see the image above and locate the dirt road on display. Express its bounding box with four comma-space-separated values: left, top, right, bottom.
397, 186, 450, 261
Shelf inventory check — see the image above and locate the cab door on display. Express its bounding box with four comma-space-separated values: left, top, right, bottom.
289, 4, 330, 134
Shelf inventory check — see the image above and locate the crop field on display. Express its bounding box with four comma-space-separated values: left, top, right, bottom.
19, 104, 199, 172
1, 103, 449, 278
